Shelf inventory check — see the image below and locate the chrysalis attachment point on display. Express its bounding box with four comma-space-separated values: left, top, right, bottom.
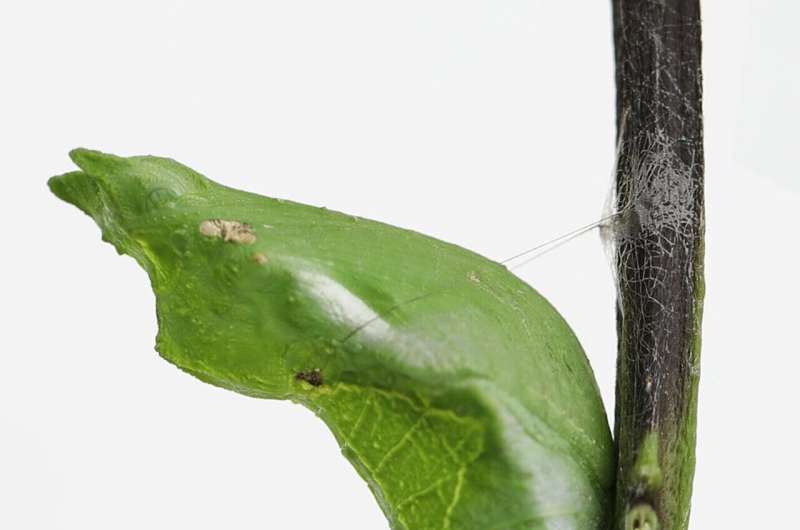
501, 212, 621, 270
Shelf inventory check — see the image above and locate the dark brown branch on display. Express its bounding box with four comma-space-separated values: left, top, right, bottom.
610, 1, 705, 529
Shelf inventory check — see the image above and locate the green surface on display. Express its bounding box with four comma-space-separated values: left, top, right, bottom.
50, 149, 614, 530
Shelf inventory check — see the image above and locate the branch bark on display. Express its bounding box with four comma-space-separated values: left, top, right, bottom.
610, 1, 705, 529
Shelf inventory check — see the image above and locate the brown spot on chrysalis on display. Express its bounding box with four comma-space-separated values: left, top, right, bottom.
295, 369, 323, 387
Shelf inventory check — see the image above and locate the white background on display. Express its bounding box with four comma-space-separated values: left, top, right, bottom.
1, 1, 797, 528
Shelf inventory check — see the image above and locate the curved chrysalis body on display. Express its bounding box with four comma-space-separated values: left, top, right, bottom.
50, 149, 613, 530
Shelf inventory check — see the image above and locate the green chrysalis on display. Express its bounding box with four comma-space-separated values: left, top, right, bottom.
49, 149, 613, 530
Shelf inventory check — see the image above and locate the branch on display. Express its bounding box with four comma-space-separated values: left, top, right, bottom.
610, 1, 705, 529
